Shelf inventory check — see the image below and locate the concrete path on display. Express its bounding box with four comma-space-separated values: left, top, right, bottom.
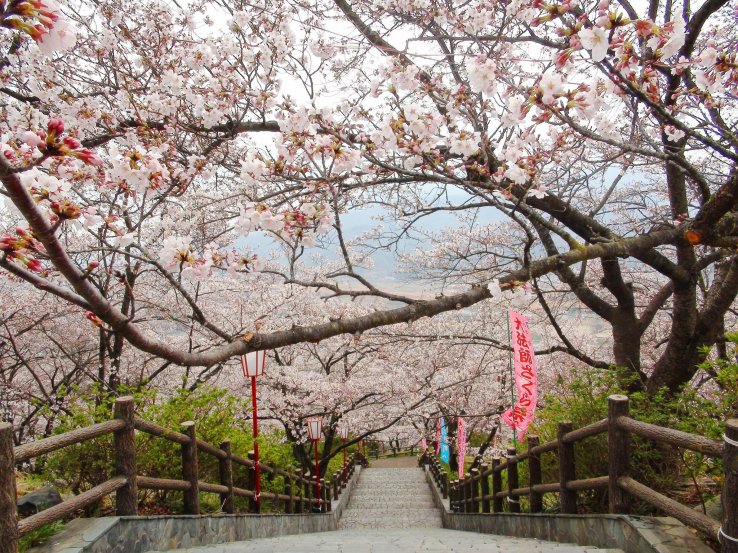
339, 467, 441, 529
165, 528, 625, 553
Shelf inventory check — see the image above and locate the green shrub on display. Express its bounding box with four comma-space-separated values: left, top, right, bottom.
34, 384, 324, 514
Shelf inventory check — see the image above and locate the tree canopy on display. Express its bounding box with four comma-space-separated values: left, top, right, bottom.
1, 0, 737, 445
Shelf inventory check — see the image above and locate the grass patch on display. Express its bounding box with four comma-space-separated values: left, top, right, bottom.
19, 521, 64, 552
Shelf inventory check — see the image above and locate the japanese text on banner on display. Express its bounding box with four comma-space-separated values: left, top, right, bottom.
501, 309, 538, 440
457, 417, 466, 476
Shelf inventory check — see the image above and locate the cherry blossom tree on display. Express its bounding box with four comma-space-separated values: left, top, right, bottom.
0, 0, 736, 428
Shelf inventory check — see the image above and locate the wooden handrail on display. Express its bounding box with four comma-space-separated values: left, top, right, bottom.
14, 420, 125, 463
617, 476, 720, 539
2, 397, 361, 553
137, 476, 191, 491
18, 477, 127, 536
562, 419, 608, 444
528, 439, 558, 456
442, 396, 736, 549
232, 453, 255, 468
615, 417, 723, 457
133, 417, 190, 445
196, 438, 228, 460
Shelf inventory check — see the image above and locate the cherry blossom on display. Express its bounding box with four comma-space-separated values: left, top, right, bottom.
538, 73, 566, 105
0, 0, 735, 438
578, 26, 609, 62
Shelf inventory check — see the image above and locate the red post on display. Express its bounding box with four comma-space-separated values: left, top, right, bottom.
343, 439, 347, 483
251, 375, 261, 509
314, 439, 321, 512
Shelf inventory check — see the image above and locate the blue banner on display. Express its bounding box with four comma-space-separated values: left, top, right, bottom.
439, 417, 450, 463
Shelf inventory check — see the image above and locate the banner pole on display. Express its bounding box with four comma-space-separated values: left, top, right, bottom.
507, 311, 517, 448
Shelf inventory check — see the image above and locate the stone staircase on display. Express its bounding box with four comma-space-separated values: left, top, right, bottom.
339, 467, 442, 529
144, 466, 627, 552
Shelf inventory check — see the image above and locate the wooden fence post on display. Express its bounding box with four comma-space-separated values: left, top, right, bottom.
558, 423, 577, 514
462, 474, 470, 513
722, 419, 738, 553
608, 395, 631, 514
528, 435, 542, 514
492, 457, 503, 513
480, 464, 490, 513
294, 474, 303, 514
0, 423, 18, 553
333, 472, 339, 500
470, 468, 480, 513
285, 473, 294, 514
304, 471, 313, 512
247, 451, 259, 513
113, 396, 138, 516
449, 480, 456, 512
507, 448, 520, 513
442, 472, 449, 499
181, 421, 200, 515
219, 440, 234, 514
323, 478, 330, 512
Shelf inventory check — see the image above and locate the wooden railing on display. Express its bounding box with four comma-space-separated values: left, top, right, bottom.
0, 396, 358, 553
425, 395, 737, 552
422, 451, 449, 499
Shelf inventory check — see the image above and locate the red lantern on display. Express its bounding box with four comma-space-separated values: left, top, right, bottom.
306, 416, 323, 441
240, 350, 266, 378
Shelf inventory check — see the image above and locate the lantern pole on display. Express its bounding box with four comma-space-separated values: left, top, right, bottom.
242, 350, 266, 510
314, 438, 321, 511
251, 372, 260, 509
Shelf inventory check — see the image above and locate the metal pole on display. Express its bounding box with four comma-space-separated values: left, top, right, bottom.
251, 375, 261, 508
314, 440, 321, 512
507, 312, 517, 448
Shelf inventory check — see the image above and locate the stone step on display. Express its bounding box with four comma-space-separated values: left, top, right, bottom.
344, 504, 437, 511
152, 527, 627, 552
342, 502, 437, 510
348, 490, 434, 498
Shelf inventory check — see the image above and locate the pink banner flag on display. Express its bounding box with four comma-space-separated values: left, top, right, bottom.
435, 418, 441, 455
457, 417, 466, 476
421, 438, 427, 451
501, 309, 538, 440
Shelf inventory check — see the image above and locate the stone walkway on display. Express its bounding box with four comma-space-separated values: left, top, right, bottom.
167, 528, 625, 553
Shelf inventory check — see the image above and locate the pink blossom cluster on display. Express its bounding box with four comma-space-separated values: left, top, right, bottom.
0, 227, 45, 274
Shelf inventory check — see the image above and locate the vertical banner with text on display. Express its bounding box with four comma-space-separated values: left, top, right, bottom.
501, 309, 538, 440
439, 417, 450, 463
457, 416, 466, 476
